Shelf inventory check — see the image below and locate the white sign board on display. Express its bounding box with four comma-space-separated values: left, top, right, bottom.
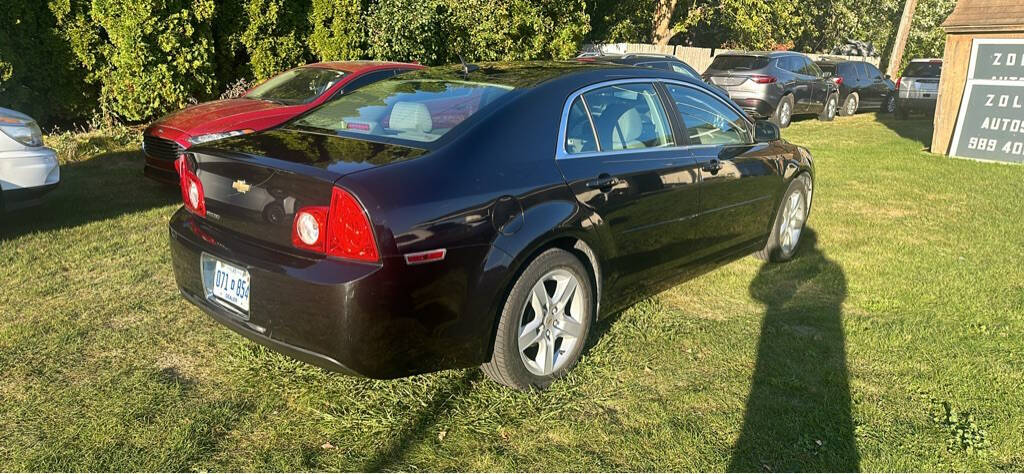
950, 39, 1024, 163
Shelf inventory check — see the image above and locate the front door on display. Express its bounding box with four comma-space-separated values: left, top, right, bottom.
662, 82, 782, 258
555, 81, 702, 301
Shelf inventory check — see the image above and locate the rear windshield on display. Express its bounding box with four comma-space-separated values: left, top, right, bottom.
818, 64, 837, 75
903, 62, 942, 78
708, 56, 770, 71
291, 79, 513, 143
246, 67, 346, 105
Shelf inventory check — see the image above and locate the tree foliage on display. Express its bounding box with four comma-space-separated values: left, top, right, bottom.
0, 0, 956, 126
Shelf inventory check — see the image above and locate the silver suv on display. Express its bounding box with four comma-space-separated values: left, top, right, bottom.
895, 59, 942, 119
703, 51, 839, 128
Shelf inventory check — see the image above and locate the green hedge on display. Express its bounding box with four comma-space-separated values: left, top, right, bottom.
0, 0, 589, 127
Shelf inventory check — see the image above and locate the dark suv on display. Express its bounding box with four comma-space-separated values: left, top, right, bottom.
816, 58, 896, 116
577, 53, 704, 82
703, 51, 838, 128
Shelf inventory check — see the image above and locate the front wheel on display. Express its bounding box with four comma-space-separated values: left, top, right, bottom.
481, 248, 594, 390
755, 174, 811, 262
818, 94, 838, 121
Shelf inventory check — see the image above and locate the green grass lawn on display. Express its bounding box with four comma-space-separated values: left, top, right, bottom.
2, 114, 1023, 471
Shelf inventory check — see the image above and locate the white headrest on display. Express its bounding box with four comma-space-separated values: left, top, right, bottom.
616, 108, 643, 143
390, 102, 432, 133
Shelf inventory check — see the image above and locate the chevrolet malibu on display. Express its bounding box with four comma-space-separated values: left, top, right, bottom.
169, 62, 815, 390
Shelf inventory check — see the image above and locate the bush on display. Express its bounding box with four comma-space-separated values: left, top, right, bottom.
308, 0, 364, 61
239, 0, 311, 80
51, 0, 218, 122
0, 0, 94, 126
365, 0, 453, 65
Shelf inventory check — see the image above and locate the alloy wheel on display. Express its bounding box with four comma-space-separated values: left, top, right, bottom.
778, 191, 806, 255
828, 97, 837, 119
886, 97, 897, 113
780, 102, 792, 126
846, 96, 857, 115
518, 269, 585, 376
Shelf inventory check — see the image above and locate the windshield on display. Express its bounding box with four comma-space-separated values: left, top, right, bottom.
708, 56, 770, 71
245, 67, 346, 105
290, 79, 513, 143
903, 62, 942, 78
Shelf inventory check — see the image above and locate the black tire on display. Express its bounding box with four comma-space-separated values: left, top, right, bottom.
755, 174, 812, 263
839, 93, 858, 116
883, 95, 897, 114
818, 93, 838, 122
771, 95, 794, 129
481, 248, 594, 390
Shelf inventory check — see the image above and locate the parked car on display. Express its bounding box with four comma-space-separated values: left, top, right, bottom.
0, 108, 60, 211
703, 51, 839, 128
576, 52, 704, 82
895, 59, 942, 119
143, 61, 424, 185
168, 61, 815, 390
815, 58, 896, 115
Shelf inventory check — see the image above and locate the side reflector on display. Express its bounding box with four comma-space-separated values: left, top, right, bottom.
404, 249, 447, 265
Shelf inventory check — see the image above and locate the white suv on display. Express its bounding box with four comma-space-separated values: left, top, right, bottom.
0, 108, 60, 211
895, 59, 942, 119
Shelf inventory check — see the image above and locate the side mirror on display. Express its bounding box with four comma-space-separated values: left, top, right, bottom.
754, 120, 780, 143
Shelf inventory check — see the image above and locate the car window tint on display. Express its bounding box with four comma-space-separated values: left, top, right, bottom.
798, 58, 818, 76
666, 84, 751, 146
564, 97, 597, 154
581, 83, 674, 151
903, 62, 942, 78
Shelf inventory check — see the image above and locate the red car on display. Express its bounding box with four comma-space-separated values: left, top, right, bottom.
143, 61, 424, 184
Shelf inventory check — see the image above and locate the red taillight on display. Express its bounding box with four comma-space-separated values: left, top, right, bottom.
896, 77, 903, 91
750, 74, 777, 84
290, 187, 379, 262
174, 155, 206, 217
832, 76, 843, 86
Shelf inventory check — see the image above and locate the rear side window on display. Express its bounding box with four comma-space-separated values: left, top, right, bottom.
864, 63, 883, 80
564, 97, 597, 154
665, 84, 751, 146
777, 57, 801, 73
580, 83, 675, 151
903, 62, 942, 78
708, 56, 770, 71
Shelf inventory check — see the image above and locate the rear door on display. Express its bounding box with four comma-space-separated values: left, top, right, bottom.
555, 80, 703, 293
779, 56, 812, 112
662, 82, 782, 257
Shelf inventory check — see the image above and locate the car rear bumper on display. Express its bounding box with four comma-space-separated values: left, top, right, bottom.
0, 147, 60, 210
730, 98, 776, 119
168, 208, 498, 378
896, 97, 937, 112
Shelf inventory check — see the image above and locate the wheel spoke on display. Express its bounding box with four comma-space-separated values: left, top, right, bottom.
557, 315, 583, 338
552, 277, 578, 308
519, 318, 543, 348
531, 282, 550, 313
543, 338, 555, 373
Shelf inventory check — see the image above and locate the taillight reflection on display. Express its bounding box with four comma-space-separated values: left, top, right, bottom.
174, 155, 206, 217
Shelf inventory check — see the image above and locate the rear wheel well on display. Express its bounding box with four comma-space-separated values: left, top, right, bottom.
483, 236, 602, 361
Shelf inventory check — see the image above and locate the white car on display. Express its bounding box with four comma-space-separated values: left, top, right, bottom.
0, 107, 60, 211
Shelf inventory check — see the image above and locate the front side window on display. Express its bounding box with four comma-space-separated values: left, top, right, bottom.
581, 83, 674, 151
246, 67, 346, 105
291, 79, 513, 143
665, 84, 752, 146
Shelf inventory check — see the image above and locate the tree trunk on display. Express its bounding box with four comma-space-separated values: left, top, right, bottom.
653, 0, 679, 46
886, 0, 919, 78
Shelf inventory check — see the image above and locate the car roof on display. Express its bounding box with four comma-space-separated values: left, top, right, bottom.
304, 60, 423, 73
717, 51, 804, 58
814, 57, 869, 65
908, 58, 943, 62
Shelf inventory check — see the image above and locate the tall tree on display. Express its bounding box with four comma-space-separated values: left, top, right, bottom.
652, 0, 679, 45
887, 0, 919, 77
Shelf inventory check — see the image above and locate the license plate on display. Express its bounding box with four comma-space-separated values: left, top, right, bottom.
209, 258, 250, 312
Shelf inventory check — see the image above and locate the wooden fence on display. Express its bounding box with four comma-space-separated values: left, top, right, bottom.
580, 43, 881, 74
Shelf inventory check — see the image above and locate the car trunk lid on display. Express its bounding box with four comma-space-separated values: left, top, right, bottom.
186, 129, 427, 251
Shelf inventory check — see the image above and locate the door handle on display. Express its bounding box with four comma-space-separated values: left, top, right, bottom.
585, 174, 620, 192
703, 158, 722, 175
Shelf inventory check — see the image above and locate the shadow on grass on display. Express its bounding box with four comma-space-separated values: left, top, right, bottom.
361, 370, 481, 471
0, 148, 179, 241
728, 230, 860, 471
875, 113, 935, 150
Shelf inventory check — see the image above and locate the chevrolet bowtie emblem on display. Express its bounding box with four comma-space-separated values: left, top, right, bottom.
232, 180, 251, 193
